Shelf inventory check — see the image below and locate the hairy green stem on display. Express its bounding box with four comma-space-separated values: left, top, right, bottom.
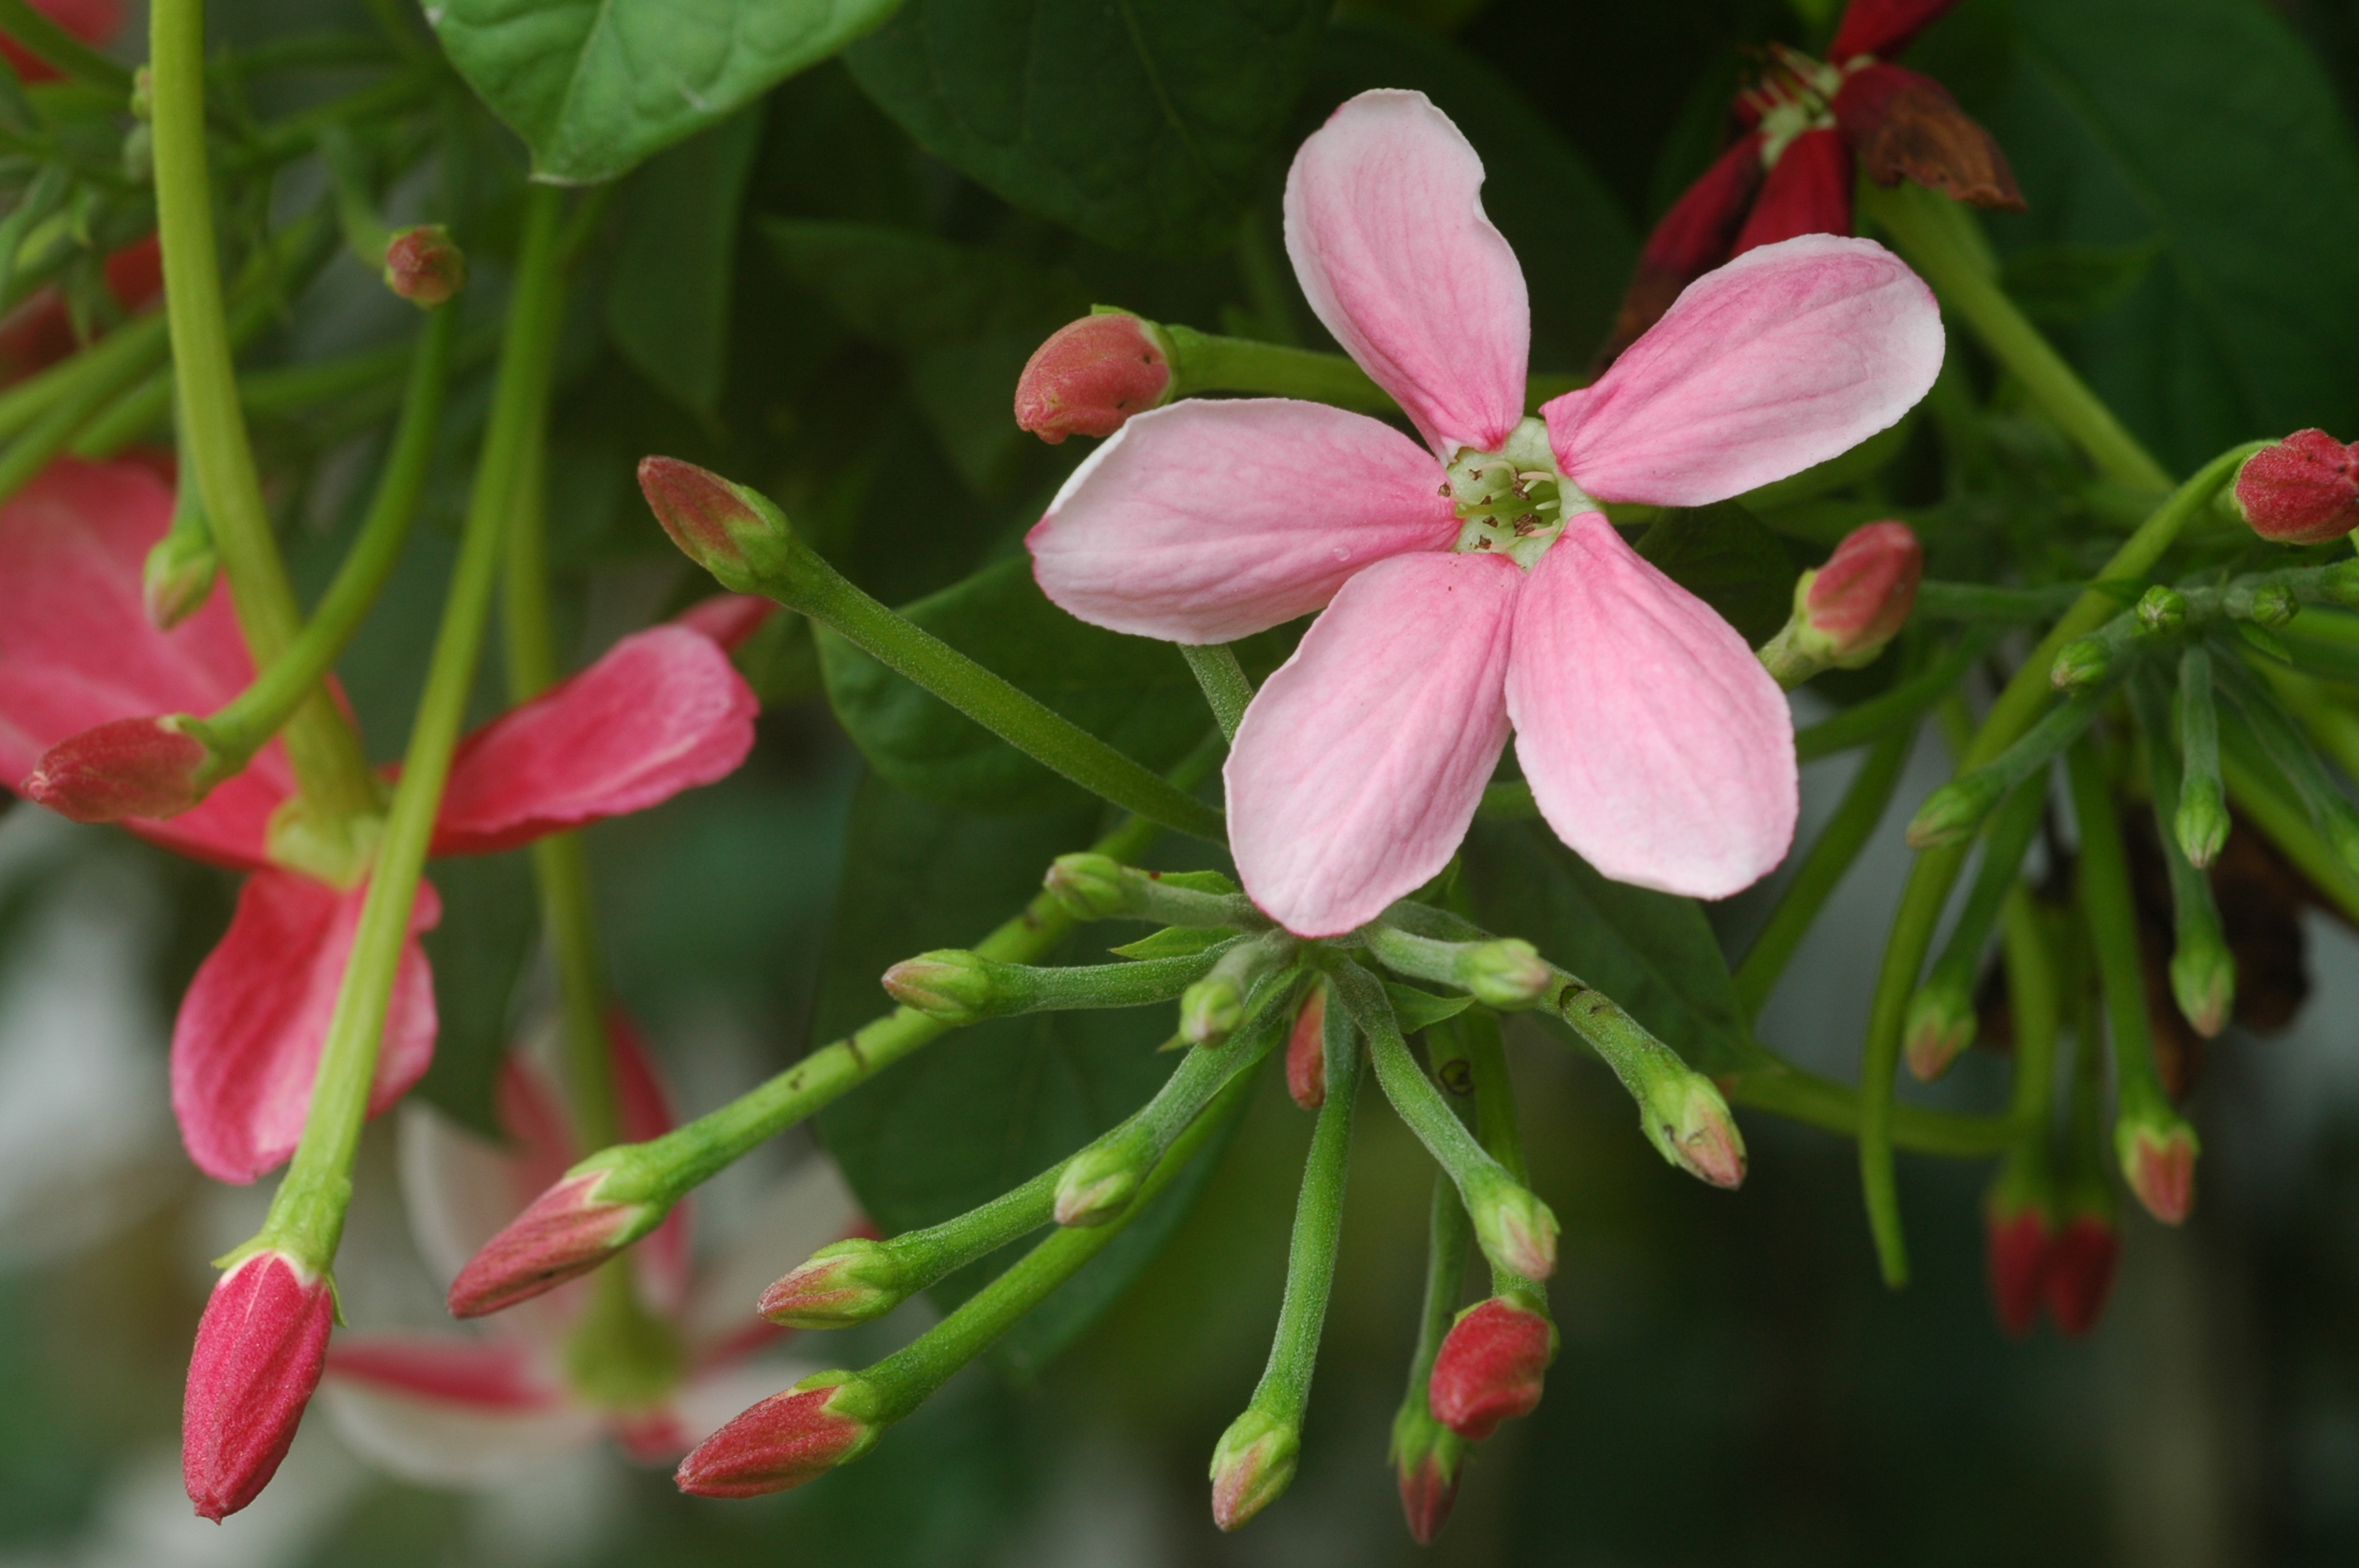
1180, 644, 1255, 744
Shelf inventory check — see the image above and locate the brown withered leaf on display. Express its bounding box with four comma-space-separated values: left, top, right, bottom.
1834, 61, 2026, 212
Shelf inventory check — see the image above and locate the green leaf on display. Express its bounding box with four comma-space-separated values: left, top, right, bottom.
415, 853, 536, 1136
818, 554, 1211, 815
843, 0, 1330, 256
1633, 500, 1797, 646
812, 775, 1215, 1341
431, 0, 904, 184
604, 107, 765, 416
1459, 818, 1749, 1073
1382, 981, 1474, 1034
761, 219, 1090, 351
1997, 238, 2165, 325
1959, 0, 2359, 472
1110, 926, 1232, 960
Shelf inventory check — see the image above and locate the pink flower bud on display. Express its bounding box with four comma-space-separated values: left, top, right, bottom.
1285, 985, 1326, 1110
2121, 1121, 2197, 1225
446, 1170, 656, 1318
1983, 1201, 2052, 1340
2232, 430, 2359, 544
1428, 1297, 1556, 1441
1012, 314, 1172, 444
636, 456, 781, 592
1806, 521, 1922, 665
1208, 1407, 1298, 1530
182, 1250, 333, 1521
1394, 1436, 1463, 1544
2042, 1213, 2120, 1337
382, 224, 467, 307
758, 1238, 905, 1329
1656, 1075, 1749, 1190
22, 716, 208, 822
674, 1378, 877, 1497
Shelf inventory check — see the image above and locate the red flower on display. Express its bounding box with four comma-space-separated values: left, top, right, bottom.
0, 459, 764, 1182
1601, 0, 2021, 361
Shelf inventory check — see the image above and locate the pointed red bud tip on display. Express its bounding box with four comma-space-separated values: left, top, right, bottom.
2232, 430, 2359, 545
1472, 1185, 1559, 1280
23, 717, 209, 823
637, 456, 781, 588
1808, 521, 1923, 666
1903, 980, 1976, 1082
446, 1171, 652, 1318
1983, 1203, 2052, 1340
1395, 1438, 1464, 1544
183, 1250, 334, 1522
674, 1378, 877, 1498
1429, 1298, 1557, 1442
2042, 1214, 2121, 1337
1208, 1408, 1299, 1531
1285, 985, 1327, 1110
381, 224, 467, 307
2123, 1123, 2198, 1225
1013, 314, 1172, 445
1834, 63, 2025, 212
758, 1239, 906, 1329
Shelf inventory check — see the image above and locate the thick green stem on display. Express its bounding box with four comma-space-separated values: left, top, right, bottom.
251, 193, 566, 1269
1859, 180, 2172, 493
151, 0, 379, 843
1161, 321, 1391, 412
2129, 670, 2233, 1035
1853, 444, 2252, 1285
1237, 1018, 1361, 1428
1735, 725, 1915, 1020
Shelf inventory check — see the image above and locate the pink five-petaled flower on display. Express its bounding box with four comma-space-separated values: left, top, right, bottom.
320, 1018, 866, 1483
1428, 1296, 1556, 1442
0, 459, 765, 1182
1027, 91, 1943, 937
183, 1247, 336, 1521
1600, 0, 2020, 361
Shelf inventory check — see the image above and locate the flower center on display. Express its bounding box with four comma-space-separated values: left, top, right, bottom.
1746, 45, 1843, 165
1445, 416, 1594, 570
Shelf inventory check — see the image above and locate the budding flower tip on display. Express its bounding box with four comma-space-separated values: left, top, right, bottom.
1396, 1447, 1463, 1545
1043, 852, 1126, 919
445, 1170, 648, 1318
1179, 975, 1244, 1047
382, 224, 467, 307
637, 456, 787, 590
2042, 1214, 2121, 1337
1208, 1409, 1299, 1532
2170, 948, 2234, 1040
1013, 313, 1172, 445
1805, 520, 1922, 666
1052, 1152, 1138, 1228
1903, 989, 1976, 1083
183, 1248, 335, 1522
757, 1240, 902, 1329
1285, 985, 1327, 1110
1983, 1203, 2053, 1340
1477, 1188, 1560, 1281
2233, 430, 2359, 545
23, 716, 210, 823
880, 949, 994, 1024
674, 1380, 876, 1498
1429, 1298, 1555, 1442
2123, 1125, 2197, 1225
1467, 938, 1550, 1008
143, 528, 217, 629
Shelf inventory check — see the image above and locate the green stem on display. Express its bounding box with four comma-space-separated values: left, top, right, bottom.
1794, 630, 1997, 762
0, 0, 131, 89
183, 307, 456, 778
1443, 1009, 1545, 1301
1853, 443, 2253, 1285
1858, 180, 2173, 493
2219, 739, 2359, 926
1162, 321, 1390, 413
2063, 740, 2175, 1125
151, 0, 379, 840
249, 194, 567, 1269
1721, 1063, 2014, 1156
1180, 644, 1254, 745
1238, 1018, 1361, 1428
1997, 889, 2061, 1142
2210, 647, 2359, 873
2129, 669, 2232, 1035
1735, 725, 1915, 1020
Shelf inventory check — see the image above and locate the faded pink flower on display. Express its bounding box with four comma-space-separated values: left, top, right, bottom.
1027, 92, 1942, 935
321, 1018, 865, 1483
0, 459, 765, 1181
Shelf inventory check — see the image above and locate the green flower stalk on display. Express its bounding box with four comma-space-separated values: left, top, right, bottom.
1361, 924, 1551, 1009
882, 944, 1238, 1027
1041, 855, 1260, 929
2175, 646, 2230, 867
2209, 645, 2359, 878
1903, 770, 2049, 1081
1906, 685, 2110, 850
1178, 929, 1299, 1047
2128, 670, 2235, 1036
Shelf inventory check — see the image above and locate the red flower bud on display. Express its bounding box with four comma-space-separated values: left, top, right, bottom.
446, 1170, 657, 1318
1395, 1436, 1464, 1545
2042, 1213, 2120, 1337
182, 1250, 333, 1521
22, 716, 208, 822
1601, 132, 1765, 363
674, 1378, 878, 1497
1808, 521, 1923, 666
1733, 127, 1853, 254
1012, 314, 1172, 444
759, 1239, 906, 1329
382, 224, 467, 307
2122, 1121, 2197, 1225
1983, 1202, 2052, 1339
1830, 0, 1961, 62
2232, 430, 2359, 545
1834, 63, 2024, 211
1208, 1408, 1299, 1530
1285, 983, 1326, 1110
1428, 1297, 1557, 1442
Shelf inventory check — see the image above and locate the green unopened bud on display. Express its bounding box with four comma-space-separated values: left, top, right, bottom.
1044, 852, 1127, 919
129, 64, 152, 122
2117, 1105, 2198, 1225
143, 514, 217, 630
2135, 585, 2186, 634
638, 456, 805, 597
758, 1239, 910, 1329
1906, 772, 2007, 849
2228, 581, 2299, 629
881, 949, 996, 1025
1179, 974, 1245, 1046
1461, 939, 1550, 1008
2169, 938, 2234, 1040
1209, 1407, 1299, 1531
1468, 1180, 1558, 1280
1639, 1073, 1747, 1189
1903, 975, 1978, 1082
1052, 1142, 1143, 1228
2050, 636, 2112, 691
2175, 777, 2230, 869
2314, 559, 2359, 608
121, 122, 152, 185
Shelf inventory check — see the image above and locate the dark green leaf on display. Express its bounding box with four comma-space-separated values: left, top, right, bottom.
761, 220, 1090, 352
844, 0, 1329, 256
1383, 981, 1475, 1034
1998, 238, 2165, 325
1459, 818, 1748, 1073
818, 554, 1211, 814
603, 108, 765, 416
1634, 500, 1797, 645
431, 0, 903, 184
415, 853, 537, 1136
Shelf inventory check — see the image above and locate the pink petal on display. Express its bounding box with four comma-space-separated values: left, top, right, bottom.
672, 593, 780, 652
173, 870, 442, 1182
0, 458, 289, 867
1284, 90, 1529, 458
431, 626, 757, 856
1506, 516, 1796, 898
318, 1339, 601, 1486
1226, 551, 1519, 938
1546, 234, 1942, 506
1027, 398, 1456, 644
680, 1156, 867, 1358
325, 1336, 567, 1411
